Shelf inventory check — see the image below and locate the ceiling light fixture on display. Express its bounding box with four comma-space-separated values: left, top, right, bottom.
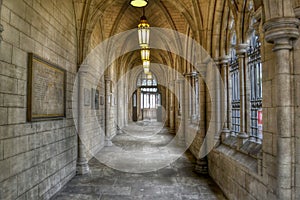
141, 48, 150, 61
143, 60, 150, 74
130, 0, 148, 8
147, 73, 152, 79
138, 8, 150, 49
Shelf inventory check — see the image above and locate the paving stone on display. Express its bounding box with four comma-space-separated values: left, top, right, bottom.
52, 122, 226, 200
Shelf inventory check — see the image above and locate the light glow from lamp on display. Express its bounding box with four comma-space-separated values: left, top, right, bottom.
141, 48, 150, 61
143, 60, 150, 68
138, 16, 150, 48
147, 73, 152, 79
143, 60, 150, 74
144, 66, 150, 74
130, 0, 148, 7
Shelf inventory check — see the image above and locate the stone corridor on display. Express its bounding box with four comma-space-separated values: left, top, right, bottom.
51, 122, 226, 200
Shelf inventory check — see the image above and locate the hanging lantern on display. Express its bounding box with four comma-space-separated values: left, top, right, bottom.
141, 48, 150, 61
138, 15, 150, 48
143, 60, 150, 74
143, 60, 150, 68
144, 66, 150, 74
147, 73, 153, 79
130, 0, 148, 7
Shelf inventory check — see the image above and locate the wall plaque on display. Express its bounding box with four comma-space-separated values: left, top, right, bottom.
91, 88, 99, 110
27, 53, 66, 121
84, 88, 91, 106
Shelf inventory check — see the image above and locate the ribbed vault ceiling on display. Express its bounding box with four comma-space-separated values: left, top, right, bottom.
73, 0, 262, 77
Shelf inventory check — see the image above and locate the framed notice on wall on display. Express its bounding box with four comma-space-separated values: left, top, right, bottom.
91, 88, 99, 110
27, 53, 66, 121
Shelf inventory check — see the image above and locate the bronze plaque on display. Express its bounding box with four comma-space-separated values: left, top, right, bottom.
27, 53, 66, 121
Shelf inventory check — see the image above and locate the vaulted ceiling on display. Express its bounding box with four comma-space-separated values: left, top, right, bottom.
72, 0, 265, 75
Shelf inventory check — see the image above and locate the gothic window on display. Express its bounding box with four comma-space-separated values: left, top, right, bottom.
192, 74, 199, 118
230, 50, 240, 136
187, 71, 199, 121
247, 33, 262, 143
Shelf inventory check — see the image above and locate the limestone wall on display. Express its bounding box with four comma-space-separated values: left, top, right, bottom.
294, 24, 300, 200
0, 0, 78, 199
207, 22, 300, 200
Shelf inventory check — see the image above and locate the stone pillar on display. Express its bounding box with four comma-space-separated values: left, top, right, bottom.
195, 157, 208, 175
212, 58, 222, 146
76, 71, 90, 175
219, 56, 230, 142
263, 17, 299, 200
116, 77, 124, 134
77, 138, 90, 174
169, 81, 175, 130
194, 60, 210, 174
105, 76, 113, 146
236, 43, 249, 147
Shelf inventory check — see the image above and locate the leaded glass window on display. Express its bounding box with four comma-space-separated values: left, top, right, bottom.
248, 34, 262, 143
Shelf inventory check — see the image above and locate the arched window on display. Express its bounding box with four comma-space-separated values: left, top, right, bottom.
247, 29, 262, 143
137, 72, 157, 87
230, 32, 240, 136
137, 72, 159, 109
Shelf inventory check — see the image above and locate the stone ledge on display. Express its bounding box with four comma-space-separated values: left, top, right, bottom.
213, 144, 258, 174
222, 136, 262, 159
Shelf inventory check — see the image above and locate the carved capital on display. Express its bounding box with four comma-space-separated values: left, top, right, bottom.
104, 75, 111, 81
219, 56, 230, 66
263, 17, 300, 51
214, 56, 229, 66
236, 43, 249, 55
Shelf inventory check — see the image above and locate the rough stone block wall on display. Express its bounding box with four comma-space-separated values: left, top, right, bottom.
207, 33, 280, 200
208, 146, 277, 200
186, 125, 203, 158
0, 0, 78, 199
79, 70, 105, 161
294, 27, 300, 200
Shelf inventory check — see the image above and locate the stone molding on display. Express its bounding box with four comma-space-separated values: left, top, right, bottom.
236, 43, 249, 55
263, 17, 300, 50
216, 56, 230, 66
294, 7, 300, 19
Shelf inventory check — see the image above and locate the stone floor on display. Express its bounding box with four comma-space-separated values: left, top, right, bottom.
51, 121, 227, 200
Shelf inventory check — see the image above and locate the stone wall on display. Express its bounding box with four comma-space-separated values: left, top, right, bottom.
207, 19, 300, 200
208, 145, 272, 200
207, 39, 277, 200
294, 22, 300, 200
0, 0, 78, 199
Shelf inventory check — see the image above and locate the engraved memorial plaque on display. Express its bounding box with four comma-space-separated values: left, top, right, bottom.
27, 53, 66, 121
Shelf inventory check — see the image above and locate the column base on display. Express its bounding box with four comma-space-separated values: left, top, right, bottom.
105, 137, 113, 147
116, 126, 125, 135
221, 128, 230, 143
76, 160, 90, 175
237, 132, 248, 149
195, 157, 208, 175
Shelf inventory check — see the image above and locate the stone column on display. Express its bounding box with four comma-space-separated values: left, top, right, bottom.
263, 17, 299, 200
176, 78, 185, 143
195, 157, 208, 175
105, 76, 113, 146
194, 61, 209, 175
77, 138, 90, 174
117, 76, 124, 134
219, 56, 230, 142
212, 58, 222, 146
169, 81, 175, 130
236, 43, 249, 147
76, 70, 90, 175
